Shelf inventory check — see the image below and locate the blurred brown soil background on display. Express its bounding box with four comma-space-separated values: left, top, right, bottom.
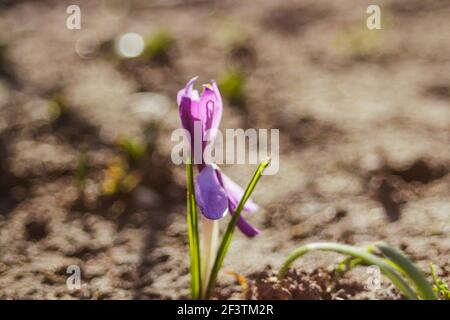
0, 0, 449, 299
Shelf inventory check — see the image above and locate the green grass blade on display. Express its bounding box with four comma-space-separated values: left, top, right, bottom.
374, 242, 437, 300
430, 262, 450, 300
186, 160, 201, 299
278, 242, 419, 300
204, 159, 271, 299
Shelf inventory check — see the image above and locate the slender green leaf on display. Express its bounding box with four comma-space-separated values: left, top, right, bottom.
278, 242, 419, 300
186, 160, 201, 299
204, 159, 271, 299
334, 256, 364, 278
374, 242, 437, 300
430, 262, 450, 300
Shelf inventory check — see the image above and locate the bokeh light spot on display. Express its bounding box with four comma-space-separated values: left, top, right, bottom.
75, 34, 100, 59
116, 32, 144, 58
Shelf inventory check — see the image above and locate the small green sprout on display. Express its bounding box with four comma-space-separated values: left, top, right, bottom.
279, 242, 439, 300
101, 157, 141, 195
117, 136, 147, 165
75, 149, 89, 192
334, 256, 364, 278
0, 43, 6, 71
143, 30, 175, 62
333, 22, 385, 60
143, 122, 158, 155
48, 93, 69, 121
430, 263, 450, 300
218, 69, 246, 106
373, 242, 436, 300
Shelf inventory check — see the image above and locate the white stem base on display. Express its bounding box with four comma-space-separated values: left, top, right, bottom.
201, 217, 219, 297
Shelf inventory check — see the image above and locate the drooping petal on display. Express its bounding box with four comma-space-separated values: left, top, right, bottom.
195, 165, 228, 220
219, 172, 259, 213
224, 187, 260, 237
215, 170, 260, 237
236, 215, 260, 237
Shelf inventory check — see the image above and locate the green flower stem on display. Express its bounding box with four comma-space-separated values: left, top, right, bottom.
186, 159, 201, 299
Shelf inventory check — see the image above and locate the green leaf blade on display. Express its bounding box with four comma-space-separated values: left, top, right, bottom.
204, 159, 271, 299
186, 160, 201, 299
374, 242, 437, 300
430, 262, 450, 300
278, 242, 419, 300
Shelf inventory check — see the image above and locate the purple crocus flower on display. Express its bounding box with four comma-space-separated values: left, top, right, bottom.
177, 77, 260, 237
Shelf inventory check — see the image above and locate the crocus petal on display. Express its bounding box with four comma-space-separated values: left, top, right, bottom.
199, 81, 223, 143
219, 172, 259, 213
236, 215, 260, 237
177, 76, 198, 105
179, 95, 199, 146
216, 170, 260, 237
224, 186, 260, 237
177, 76, 200, 135
178, 77, 204, 151
177, 78, 224, 168
195, 165, 228, 220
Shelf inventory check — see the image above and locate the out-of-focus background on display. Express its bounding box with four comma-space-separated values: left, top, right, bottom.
0, 0, 449, 299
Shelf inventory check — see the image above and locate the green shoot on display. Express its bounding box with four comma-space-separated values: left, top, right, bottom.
0, 43, 6, 72
75, 149, 89, 192
144, 122, 158, 155
117, 136, 147, 164
186, 159, 201, 299
48, 93, 68, 121
333, 21, 385, 59
144, 30, 174, 61
278, 242, 419, 300
101, 157, 141, 195
334, 256, 364, 278
430, 263, 450, 300
204, 159, 271, 299
218, 69, 246, 106
373, 242, 437, 300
